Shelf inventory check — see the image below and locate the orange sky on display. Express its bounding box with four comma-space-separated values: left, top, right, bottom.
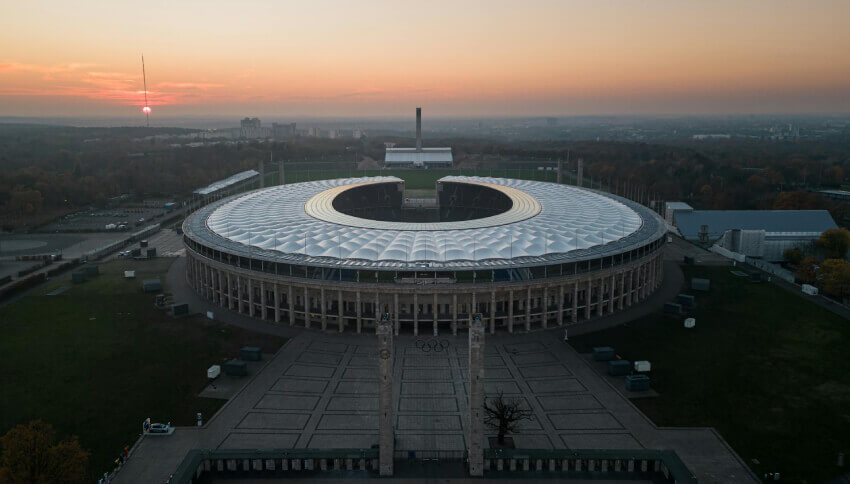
1, 0, 849, 118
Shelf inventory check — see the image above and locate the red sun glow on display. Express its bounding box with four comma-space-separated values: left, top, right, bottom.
142, 106, 152, 114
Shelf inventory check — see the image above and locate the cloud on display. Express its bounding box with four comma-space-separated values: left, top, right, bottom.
157, 81, 224, 90
0, 60, 228, 107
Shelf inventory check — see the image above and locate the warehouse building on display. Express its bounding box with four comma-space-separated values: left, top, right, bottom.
673, 209, 838, 260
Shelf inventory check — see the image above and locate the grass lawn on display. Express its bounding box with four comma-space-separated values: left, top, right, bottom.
569, 265, 850, 483
0, 257, 287, 479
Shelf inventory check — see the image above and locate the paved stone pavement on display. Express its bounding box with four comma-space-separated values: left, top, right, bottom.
116, 332, 755, 483
112, 255, 756, 483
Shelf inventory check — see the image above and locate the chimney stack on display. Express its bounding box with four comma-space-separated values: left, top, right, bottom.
415, 107, 422, 151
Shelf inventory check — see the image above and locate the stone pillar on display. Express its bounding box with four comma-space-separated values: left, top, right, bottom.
304, 287, 310, 329
572, 283, 578, 323
236, 276, 243, 314
508, 290, 514, 333
628, 269, 635, 307
374, 293, 380, 332
393, 293, 400, 335
227, 273, 233, 309
558, 285, 565, 326
413, 293, 419, 336
377, 314, 394, 476
542, 286, 549, 329
608, 274, 616, 313
585, 280, 592, 320
470, 292, 477, 330
525, 287, 532, 331
338, 290, 344, 332
274, 284, 281, 323
490, 291, 496, 334
288, 285, 295, 326
452, 294, 458, 335
433, 293, 439, 335
247, 278, 254, 317
320, 288, 327, 330
618, 272, 625, 309
597, 278, 604, 317
468, 314, 485, 476
260, 281, 267, 320
218, 270, 225, 307
356, 291, 362, 333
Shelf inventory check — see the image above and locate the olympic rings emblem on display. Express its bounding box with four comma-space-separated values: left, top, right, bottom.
415, 338, 450, 353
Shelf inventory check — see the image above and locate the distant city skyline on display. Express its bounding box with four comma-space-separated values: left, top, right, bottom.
1, 0, 849, 118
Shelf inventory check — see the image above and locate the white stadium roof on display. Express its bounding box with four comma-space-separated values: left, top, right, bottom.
384, 147, 452, 165
186, 177, 662, 269
193, 170, 259, 195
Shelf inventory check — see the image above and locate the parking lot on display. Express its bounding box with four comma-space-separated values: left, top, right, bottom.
40, 207, 172, 233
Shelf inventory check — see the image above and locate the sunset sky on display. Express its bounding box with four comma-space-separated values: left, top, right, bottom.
1, 0, 849, 118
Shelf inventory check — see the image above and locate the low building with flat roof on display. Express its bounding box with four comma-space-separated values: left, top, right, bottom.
673, 209, 838, 260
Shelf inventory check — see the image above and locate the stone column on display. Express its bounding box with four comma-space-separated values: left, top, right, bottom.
393, 293, 400, 335
216, 270, 230, 307
304, 287, 310, 329
468, 314, 485, 476
413, 293, 419, 336
338, 290, 344, 332
320, 288, 327, 330
490, 291, 496, 334
356, 291, 362, 333
608, 274, 616, 313
585, 280, 592, 320
236, 276, 243, 314
508, 289, 514, 333
260, 281, 267, 320
248, 279, 254, 317
226, 273, 233, 309
470, 292, 477, 330
628, 269, 635, 307
288, 285, 295, 326
274, 284, 281, 323
597, 278, 604, 317
433, 293, 439, 335
558, 285, 565, 326
452, 294, 458, 335
376, 315, 394, 476
525, 287, 532, 331
619, 272, 625, 309
374, 293, 380, 332
542, 286, 549, 329
572, 283, 578, 323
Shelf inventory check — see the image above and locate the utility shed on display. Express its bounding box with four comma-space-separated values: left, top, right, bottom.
240, 346, 262, 361
142, 278, 162, 292
592, 346, 615, 361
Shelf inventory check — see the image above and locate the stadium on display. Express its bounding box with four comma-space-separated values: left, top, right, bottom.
183, 176, 667, 334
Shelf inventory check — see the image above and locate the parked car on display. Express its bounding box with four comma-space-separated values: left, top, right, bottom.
148, 422, 171, 434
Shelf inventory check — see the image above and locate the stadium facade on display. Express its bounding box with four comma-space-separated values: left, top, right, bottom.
183, 176, 666, 334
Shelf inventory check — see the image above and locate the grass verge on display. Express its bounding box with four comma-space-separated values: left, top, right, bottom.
0, 257, 287, 478
569, 265, 850, 483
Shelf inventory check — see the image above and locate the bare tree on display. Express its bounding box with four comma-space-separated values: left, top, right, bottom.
483, 391, 534, 446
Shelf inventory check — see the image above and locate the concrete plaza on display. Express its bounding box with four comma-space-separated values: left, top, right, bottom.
112, 252, 754, 483
116, 330, 755, 483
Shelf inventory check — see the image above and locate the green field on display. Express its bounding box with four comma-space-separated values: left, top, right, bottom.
0, 258, 287, 478
569, 266, 850, 482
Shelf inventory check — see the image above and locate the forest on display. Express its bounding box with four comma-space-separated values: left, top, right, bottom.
1, 123, 848, 230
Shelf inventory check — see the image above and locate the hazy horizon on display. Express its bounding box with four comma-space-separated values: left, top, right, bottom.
2, 1, 849, 119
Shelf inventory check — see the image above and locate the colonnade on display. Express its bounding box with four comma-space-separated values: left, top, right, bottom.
186, 249, 664, 335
